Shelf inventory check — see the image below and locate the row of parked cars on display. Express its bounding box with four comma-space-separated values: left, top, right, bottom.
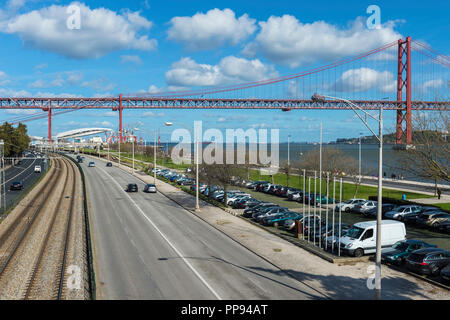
239, 197, 450, 281
335, 198, 450, 234
153, 168, 195, 186
233, 179, 336, 206
231, 178, 450, 234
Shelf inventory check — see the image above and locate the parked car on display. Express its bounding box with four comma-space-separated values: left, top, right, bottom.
440, 264, 450, 282
302, 216, 324, 237
34, 165, 42, 173
381, 240, 437, 265
262, 212, 302, 227
254, 207, 289, 222
416, 212, 450, 229
335, 198, 366, 212
125, 183, 138, 192
316, 223, 351, 243
364, 203, 396, 218
242, 202, 277, 218
385, 205, 422, 221
338, 220, 406, 257
353, 201, 378, 214
290, 192, 303, 201
282, 219, 301, 231
405, 248, 450, 276
10, 181, 23, 190
324, 228, 351, 249
438, 221, 450, 234
232, 198, 260, 209
143, 184, 157, 193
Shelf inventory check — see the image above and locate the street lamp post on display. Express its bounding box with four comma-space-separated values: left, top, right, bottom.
313, 93, 383, 300
359, 132, 363, 182
154, 129, 157, 184
287, 134, 291, 187
165, 121, 200, 212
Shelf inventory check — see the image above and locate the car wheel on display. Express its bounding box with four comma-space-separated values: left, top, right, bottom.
345, 207, 350, 213
354, 248, 364, 258
399, 216, 404, 221
273, 222, 279, 228
432, 222, 439, 229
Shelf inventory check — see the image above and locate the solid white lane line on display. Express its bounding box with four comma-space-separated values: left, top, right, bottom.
97, 166, 222, 300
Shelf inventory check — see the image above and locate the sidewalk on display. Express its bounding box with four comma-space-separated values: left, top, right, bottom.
89, 153, 449, 300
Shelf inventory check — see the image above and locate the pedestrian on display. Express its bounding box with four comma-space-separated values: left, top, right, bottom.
383, 172, 386, 178
402, 193, 406, 201
437, 187, 441, 200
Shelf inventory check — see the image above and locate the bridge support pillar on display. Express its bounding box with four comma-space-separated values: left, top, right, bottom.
42, 107, 52, 144
396, 36, 412, 145
119, 93, 123, 143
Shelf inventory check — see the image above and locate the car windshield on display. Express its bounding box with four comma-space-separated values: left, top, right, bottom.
392, 241, 409, 251
344, 200, 354, 204
345, 226, 365, 239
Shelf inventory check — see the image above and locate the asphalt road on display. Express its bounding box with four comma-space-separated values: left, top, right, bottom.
77, 154, 326, 300
0, 155, 46, 213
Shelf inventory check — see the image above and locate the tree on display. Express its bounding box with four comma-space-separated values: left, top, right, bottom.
0, 122, 30, 157
392, 111, 449, 193
298, 146, 361, 197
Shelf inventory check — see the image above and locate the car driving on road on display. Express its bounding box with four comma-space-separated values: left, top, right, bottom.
88, 161, 95, 167
10, 181, 23, 190
143, 184, 157, 193
126, 183, 138, 192
34, 165, 41, 173
106, 162, 113, 167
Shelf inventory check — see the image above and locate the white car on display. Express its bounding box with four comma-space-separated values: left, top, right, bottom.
227, 194, 251, 205
34, 165, 41, 173
335, 198, 366, 212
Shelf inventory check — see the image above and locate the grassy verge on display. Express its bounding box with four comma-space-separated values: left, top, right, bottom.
249, 169, 432, 202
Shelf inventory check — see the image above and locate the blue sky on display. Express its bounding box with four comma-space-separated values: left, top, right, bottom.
0, 0, 448, 142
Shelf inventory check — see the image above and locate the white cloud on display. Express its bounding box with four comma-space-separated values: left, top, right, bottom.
94, 120, 113, 127
423, 79, 443, 91
167, 8, 256, 50
142, 111, 165, 117
29, 75, 65, 88
2, 3, 157, 59
5, 109, 38, 115
243, 15, 402, 68
66, 72, 83, 85
334, 68, 396, 93
165, 56, 278, 87
121, 55, 142, 64
0, 87, 30, 96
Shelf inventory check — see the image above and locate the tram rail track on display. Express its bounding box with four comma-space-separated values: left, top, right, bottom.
0, 156, 82, 299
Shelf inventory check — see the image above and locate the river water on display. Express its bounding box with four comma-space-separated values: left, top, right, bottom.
160, 142, 447, 184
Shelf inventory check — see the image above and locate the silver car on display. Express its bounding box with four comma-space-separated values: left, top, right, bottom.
353, 200, 377, 214
385, 205, 422, 221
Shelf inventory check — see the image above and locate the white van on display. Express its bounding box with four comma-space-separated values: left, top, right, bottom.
338, 220, 406, 257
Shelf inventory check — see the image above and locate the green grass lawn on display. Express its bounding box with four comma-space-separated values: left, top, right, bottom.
249, 169, 432, 202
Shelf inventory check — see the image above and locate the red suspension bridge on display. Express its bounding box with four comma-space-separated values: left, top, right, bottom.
1, 36, 448, 145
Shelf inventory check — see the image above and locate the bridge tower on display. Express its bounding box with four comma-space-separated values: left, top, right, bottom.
396, 36, 412, 145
